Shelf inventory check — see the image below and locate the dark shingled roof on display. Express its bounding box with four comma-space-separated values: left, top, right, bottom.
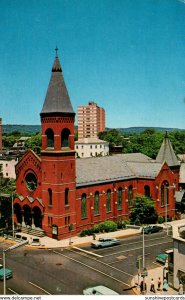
40, 55, 74, 115
76, 153, 162, 187
156, 135, 179, 167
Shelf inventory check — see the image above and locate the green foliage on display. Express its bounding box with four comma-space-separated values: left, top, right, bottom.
92, 224, 101, 233
130, 195, 158, 225
0, 196, 11, 229
0, 177, 16, 230
2, 135, 20, 148
79, 228, 93, 237
0, 177, 16, 195
99, 221, 118, 232
158, 216, 164, 224
116, 219, 126, 229
98, 128, 185, 159
98, 129, 127, 148
79, 221, 118, 237
25, 132, 42, 154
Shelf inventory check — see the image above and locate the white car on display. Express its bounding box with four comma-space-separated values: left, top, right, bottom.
91, 237, 121, 249
83, 285, 119, 295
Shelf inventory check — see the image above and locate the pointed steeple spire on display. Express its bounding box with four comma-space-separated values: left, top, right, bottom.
156, 132, 179, 167
40, 49, 74, 116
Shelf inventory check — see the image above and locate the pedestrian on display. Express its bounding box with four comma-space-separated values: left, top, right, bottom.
150, 278, 156, 293
140, 280, 147, 294
140, 280, 143, 293
92, 233, 96, 240
179, 282, 183, 295
157, 277, 162, 291
163, 278, 169, 291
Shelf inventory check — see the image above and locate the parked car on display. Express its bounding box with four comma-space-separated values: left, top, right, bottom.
0, 264, 13, 280
83, 285, 119, 295
156, 253, 168, 264
91, 237, 121, 249
143, 225, 163, 234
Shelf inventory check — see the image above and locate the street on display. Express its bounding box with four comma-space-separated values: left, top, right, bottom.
0, 231, 173, 295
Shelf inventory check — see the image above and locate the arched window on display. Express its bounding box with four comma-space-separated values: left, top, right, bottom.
106, 189, 111, 212
48, 188, 52, 206
65, 188, 69, 205
94, 191, 99, 215
161, 181, 169, 206
81, 193, 87, 219
45, 128, 54, 148
61, 128, 70, 148
128, 185, 133, 207
144, 185, 150, 198
118, 187, 122, 210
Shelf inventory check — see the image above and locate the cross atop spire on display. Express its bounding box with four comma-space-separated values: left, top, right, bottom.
55, 46, 58, 57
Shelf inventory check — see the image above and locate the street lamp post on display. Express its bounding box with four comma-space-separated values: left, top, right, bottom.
3, 240, 28, 295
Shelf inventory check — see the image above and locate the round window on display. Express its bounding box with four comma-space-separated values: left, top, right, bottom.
25, 172, 37, 191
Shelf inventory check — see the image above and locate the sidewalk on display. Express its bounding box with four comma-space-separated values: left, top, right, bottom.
132, 267, 178, 295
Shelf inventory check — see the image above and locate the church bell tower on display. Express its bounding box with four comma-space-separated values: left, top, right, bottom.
40, 49, 76, 239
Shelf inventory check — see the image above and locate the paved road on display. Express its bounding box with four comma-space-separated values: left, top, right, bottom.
0, 232, 173, 295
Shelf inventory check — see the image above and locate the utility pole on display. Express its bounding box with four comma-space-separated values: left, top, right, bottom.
141, 227, 148, 294
142, 228, 145, 294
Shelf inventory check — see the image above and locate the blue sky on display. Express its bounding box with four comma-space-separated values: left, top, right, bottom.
1, 0, 185, 129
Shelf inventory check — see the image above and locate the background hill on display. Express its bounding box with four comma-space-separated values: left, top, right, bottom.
117, 127, 184, 134
2, 125, 184, 135
3, 125, 41, 135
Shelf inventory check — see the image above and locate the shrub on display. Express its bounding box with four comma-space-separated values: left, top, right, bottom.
134, 217, 141, 226
158, 216, 164, 224
116, 220, 125, 229
79, 228, 93, 237
92, 224, 101, 233
123, 219, 131, 226
99, 221, 117, 232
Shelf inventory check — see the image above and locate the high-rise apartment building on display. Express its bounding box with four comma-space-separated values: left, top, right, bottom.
78, 102, 105, 139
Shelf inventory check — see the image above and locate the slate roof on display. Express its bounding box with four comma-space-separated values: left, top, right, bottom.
76, 153, 161, 187
156, 135, 179, 167
40, 54, 74, 115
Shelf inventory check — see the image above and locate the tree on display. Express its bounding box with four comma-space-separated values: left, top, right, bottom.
25, 132, 42, 154
0, 177, 16, 231
130, 195, 158, 225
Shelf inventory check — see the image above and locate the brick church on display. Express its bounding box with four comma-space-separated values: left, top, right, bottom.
14, 51, 180, 240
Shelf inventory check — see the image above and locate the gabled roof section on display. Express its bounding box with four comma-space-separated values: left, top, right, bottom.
15, 150, 41, 177
156, 133, 179, 167
127, 161, 162, 178
76, 153, 160, 187
40, 52, 74, 116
